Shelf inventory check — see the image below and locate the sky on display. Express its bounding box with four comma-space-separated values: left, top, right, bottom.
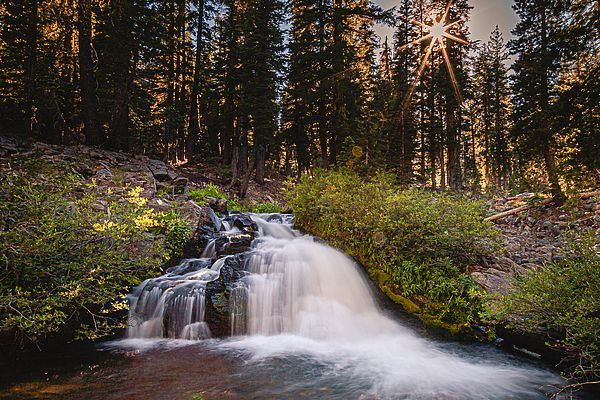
374, 0, 519, 48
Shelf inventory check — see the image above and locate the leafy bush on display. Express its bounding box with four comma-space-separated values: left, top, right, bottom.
189, 183, 229, 203
0, 158, 191, 344
252, 202, 284, 214
494, 230, 599, 382
286, 169, 499, 325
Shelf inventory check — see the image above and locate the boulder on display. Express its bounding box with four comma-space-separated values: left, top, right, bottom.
173, 176, 189, 194
205, 196, 228, 214
215, 232, 254, 256
148, 160, 172, 182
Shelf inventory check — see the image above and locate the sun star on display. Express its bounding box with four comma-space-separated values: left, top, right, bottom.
398, 0, 470, 111
430, 21, 445, 41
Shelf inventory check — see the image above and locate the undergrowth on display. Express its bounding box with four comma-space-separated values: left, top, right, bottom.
287, 169, 499, 326
0, 157, 191, 345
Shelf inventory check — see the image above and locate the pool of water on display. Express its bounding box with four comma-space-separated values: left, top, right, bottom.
0, 334, 578, 400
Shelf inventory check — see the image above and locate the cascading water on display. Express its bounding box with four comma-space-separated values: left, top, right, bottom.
123, 212, 564, 399
127, 258, 229, 339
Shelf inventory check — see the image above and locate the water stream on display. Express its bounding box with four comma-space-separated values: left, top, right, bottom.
0, 213, 572, 399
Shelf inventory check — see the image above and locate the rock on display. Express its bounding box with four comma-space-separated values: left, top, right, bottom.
204, 254, 248, 337
95, 168, 113, 178
121, 162, 143, 172
207, 207, 221, 231
176, 200, 214, 229
166, 258, 212, 275
173, 176, 189, 194
91, 200, 109, 212
477, 269, 511, 294
229, 214, 258, 232
148, 198, 172, 212
215, 232, 254, 256
148, 160, 171, 182
205, 196, 228, 214
493, 256, 518, 272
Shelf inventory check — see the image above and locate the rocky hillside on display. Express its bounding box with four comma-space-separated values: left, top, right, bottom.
476, 194, 599, 294
0, 136, 286, 348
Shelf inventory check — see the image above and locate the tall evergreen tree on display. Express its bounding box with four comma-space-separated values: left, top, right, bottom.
510, 0, 567, 202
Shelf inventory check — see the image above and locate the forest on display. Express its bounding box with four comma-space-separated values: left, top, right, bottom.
1, 0, 597, 197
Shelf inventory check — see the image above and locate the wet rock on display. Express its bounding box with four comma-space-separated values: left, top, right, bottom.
207, 207, 221, 231
215, 232, 254, 256
230, 214, 258, 232
205, 255, 248, 337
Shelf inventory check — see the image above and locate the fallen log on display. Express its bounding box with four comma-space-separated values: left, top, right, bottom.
484, 191, 599, 222
485, 199, 553, 222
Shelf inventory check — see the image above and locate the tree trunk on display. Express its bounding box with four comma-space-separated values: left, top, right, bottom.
109, 0, 134, 151
255, 141, 266, 184
24, 0, 38, 138
186, 0, 205, 158
240, 147, 257, 198
540, 6, 565, 204
77, 0, 103, 145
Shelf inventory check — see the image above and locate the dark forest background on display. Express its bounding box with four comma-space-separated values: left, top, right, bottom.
0, 0, 597, 198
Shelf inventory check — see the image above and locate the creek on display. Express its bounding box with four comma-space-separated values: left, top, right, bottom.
0, 213, 572, 399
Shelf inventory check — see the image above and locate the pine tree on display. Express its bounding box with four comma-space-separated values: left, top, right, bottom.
510, 0, 567, 202
470, 26, 511, 192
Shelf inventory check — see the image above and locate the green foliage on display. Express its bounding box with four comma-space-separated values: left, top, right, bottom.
158, 211, 193, 260
287, 169, 498, 325
189, 183, 229, 203
494, 230, 600, 382
392, 258, 484, 323
252, 202, 284, 214
0, 158, 190, 344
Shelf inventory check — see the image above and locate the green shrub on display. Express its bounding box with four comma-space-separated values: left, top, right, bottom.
286, 169, 498, 325
189, 183, 229, 203
0, 158, 190, 344
159, 210, 193, 260
252, 202, 284, 214
494, 230, 599, 382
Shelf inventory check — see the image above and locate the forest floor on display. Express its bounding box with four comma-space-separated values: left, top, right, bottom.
478, 193, 599, 294
1, 135, 597, 296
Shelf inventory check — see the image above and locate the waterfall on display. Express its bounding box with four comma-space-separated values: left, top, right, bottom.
123, 212, 561, 399
127, 258, 223, 339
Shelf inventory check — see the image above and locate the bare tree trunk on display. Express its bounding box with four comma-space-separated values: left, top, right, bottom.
240, 147, 257, 198
255, 142, 266, 184
109, 0, 135, 151
77, 0, 103, 145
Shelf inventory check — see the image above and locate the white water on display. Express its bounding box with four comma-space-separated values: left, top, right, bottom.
122, 213, 562, 399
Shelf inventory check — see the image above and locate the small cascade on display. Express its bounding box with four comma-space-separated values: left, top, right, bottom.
200, 239, 216, 258
127, 259, 224, 339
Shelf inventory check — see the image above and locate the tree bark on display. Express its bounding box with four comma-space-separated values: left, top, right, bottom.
77, 0, 104, 145
186, 0, 205, 158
